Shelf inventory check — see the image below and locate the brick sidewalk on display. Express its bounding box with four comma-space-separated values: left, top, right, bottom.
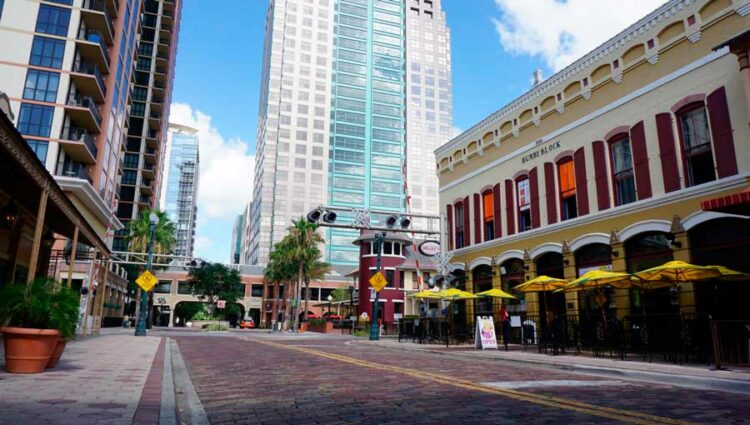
0, 334, 161, 425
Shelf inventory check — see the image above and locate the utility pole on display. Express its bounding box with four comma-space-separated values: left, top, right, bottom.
135, 213, 158, 336
370, 232, 385, 341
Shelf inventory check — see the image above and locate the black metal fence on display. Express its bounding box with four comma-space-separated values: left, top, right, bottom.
711, 319, 750, 369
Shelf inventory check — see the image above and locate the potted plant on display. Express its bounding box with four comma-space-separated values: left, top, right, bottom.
0, 278, 79, 373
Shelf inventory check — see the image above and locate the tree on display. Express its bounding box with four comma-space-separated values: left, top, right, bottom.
265, 240, 296, 329
287, 219, 326, 331
331, 285, 351, 302
187, 262, 244, 317
128, 209, 176, 258
302, 258, 330, 322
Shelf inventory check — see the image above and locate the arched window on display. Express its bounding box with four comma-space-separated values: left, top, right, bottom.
516, 177, 531, 232
608, 135, 636, 206
558, 158, 577, 220
482, 190, 494, 241
676, 103, 715, 187
454, 201, 465, 248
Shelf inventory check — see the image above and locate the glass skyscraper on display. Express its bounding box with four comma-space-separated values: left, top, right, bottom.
249, 0, 452, 266
160, 123, 199, 258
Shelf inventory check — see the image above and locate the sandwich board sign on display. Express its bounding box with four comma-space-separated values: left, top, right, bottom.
475, 316, 498, 350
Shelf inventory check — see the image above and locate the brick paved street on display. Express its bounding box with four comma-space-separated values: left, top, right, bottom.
2, 330, 750, 424
175, 332, 750, 425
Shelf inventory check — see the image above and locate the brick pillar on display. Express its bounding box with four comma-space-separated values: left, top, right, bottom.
562, 241, 578, 317
610, 231, 630, 319
464, 262, 475, 327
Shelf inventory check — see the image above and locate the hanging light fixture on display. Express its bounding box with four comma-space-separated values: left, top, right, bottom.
1, 203, 18, 227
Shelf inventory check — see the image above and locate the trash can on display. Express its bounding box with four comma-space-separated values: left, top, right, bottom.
122, 315, 130, 328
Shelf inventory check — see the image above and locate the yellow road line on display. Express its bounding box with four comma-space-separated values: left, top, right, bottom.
253, 339, 693, 425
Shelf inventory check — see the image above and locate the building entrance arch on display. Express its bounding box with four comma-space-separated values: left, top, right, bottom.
625, 231, 675, 315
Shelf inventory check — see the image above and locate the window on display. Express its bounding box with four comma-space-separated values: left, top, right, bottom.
455, 202, 465, 248
482, 191, 494, 241
26, 139, 48, 163
23, 70, 59, 102
678, 105, 715, 186
517, 178, 531, 232
558, 160, 577, 220
17, 104, 53, 137
251, 285, 263, 297
385, 269, 395, 287
609, 136, 636, 206
36, 5, 71, 36
177, 281, 191, 294
154, 280, 172, 294
30, 36, 65, 69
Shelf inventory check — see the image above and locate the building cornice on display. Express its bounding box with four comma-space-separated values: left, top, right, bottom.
55, 176, 124, 231
438, 47, 728, 193
435, 0, 735, 159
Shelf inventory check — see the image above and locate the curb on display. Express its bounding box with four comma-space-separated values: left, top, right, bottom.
354, 340, 750, 395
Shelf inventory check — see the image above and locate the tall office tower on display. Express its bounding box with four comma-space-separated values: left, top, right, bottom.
159, 123, 198, 258
240, 201, 253, 265
0, 0, 146, 246
230, 213, 243, 264
248, 0, 335, 266
404, 0, 452, 221
249, 0, 452, 266
113, 0, 182, 252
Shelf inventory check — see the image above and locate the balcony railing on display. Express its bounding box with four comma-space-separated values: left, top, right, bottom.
82, 0, 115, 39
67, 92, 102, 126
151, 96, 163, 104
72, 59, 106, 96
57, 163, 93, 184
158, 37, 169, 46
146, 147, 156, 155
149, 111, 161, 120
77, 28, 110, 66
62, 126, 98, 159
156, 52, 168, 61
155, 66, 167, 75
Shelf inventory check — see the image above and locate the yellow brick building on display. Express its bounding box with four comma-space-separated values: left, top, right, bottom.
435, 0, 750, 323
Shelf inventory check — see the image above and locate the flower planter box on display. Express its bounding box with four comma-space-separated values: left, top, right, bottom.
190, 320, 229, 329
308, 322, 334, 333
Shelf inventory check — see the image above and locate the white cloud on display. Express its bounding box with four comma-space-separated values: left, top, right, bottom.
168, 103, 254, 220
492, 0, 664, 71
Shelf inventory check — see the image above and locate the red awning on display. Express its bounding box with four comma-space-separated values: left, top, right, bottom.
701, 188, 750, 215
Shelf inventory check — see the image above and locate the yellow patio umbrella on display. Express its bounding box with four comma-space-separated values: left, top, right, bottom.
514, 275, 568, 293
561, 270, 638, 293
411, 289, 444, 299
704, 265, 750, 281
634, 260, 721, 286
475, 288, 517, 299
435, 288, 479, 300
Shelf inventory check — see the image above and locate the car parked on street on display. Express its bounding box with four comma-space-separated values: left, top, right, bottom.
239, 318, 255, 329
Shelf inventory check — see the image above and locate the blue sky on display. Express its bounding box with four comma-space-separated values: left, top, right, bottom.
169, 0, 663, 262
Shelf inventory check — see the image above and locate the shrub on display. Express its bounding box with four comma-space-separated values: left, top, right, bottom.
202, 323, 228, 331
0, 278, 80, 340
308, 318, 327, 326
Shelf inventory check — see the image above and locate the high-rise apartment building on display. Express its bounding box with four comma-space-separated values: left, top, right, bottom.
160, 123, 198, 258
249, 0, 452, 266
113, 0, 182, 252
0, 0, 181, 255
240, 201, 253, 265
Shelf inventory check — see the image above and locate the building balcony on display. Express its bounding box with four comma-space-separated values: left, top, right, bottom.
143, 147, 157, 164
76, 28, 110, 73
65, 92, 102, 131
141, 163, 155, 179
81, 0, 115, 45
148, 111, 161, 130
145, 130, 159, 149
140, 179, 153, 195
160, 21, 173, 34
71, 59, 106, 103
60, 126, 98, 164
56, 162, 93, 185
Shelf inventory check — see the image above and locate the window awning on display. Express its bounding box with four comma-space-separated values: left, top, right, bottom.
701, 188, 750, 216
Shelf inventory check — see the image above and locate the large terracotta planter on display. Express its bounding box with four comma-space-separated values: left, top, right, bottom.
46, 339, 68, 369
308, 322, 334, 333
0, 326, 60, 373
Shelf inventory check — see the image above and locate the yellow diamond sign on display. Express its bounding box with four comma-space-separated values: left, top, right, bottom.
369, 271, 388, 292
135, 271, 158, 292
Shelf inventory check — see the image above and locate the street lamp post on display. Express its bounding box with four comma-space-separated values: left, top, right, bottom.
326, 294, 333, 319
135, 212, 159, 336
370, 232, 385, 341
348, 285, 354, 332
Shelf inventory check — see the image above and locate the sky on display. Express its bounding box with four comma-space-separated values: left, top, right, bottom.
169, 0, 664, 263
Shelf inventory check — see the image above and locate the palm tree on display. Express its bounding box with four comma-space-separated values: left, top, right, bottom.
302, 257, 330, 322
128, 209, 176, 258
287, 218, 325, 331
265, 240, 296, 330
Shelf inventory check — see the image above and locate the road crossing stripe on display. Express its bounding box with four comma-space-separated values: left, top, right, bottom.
253, 339, 694, 425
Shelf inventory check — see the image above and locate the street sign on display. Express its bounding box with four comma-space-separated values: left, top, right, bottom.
135, 271, 158, 292
418, 240, 441, 257
217, 300, 226, 309
368, 271, 388, 292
